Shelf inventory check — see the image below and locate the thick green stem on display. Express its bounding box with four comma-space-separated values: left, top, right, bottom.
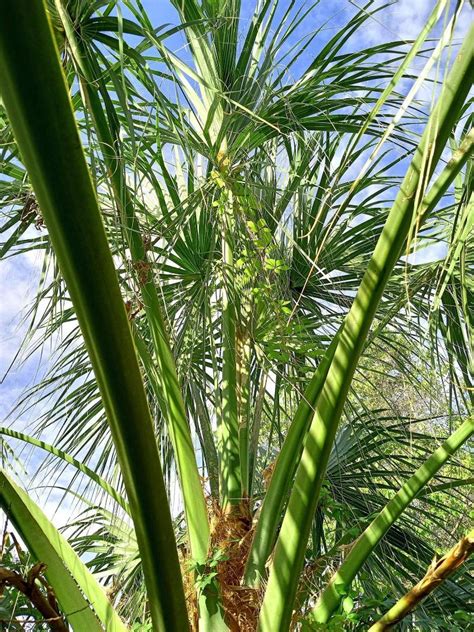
248, 369, 268, 497
419, 129, 474, 221
258, 27, 474, 631
0, 2, 189, 628
312, 416, 474, 624
218, 189, 242, 508
237, 312, 252, 499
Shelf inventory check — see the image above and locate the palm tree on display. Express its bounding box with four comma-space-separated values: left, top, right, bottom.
0, 0, 472, 630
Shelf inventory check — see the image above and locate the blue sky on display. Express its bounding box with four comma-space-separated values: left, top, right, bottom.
137, 0, 468, 66
0, 0, 471, 524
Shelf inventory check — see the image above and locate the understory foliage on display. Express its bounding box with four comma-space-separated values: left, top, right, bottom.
0, 0, 473, 630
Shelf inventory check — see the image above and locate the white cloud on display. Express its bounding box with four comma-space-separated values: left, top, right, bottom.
0, 242, 46, 418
